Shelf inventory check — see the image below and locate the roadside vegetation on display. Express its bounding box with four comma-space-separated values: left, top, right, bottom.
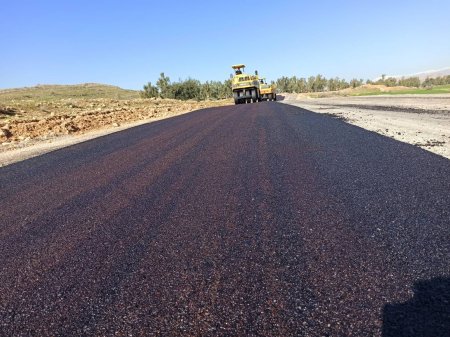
141, 73, 232, 100
275, 74, 450, 95
351, 84, 450, 96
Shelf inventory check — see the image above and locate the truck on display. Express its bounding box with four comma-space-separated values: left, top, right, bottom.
231, 64, 261, 104
258, 78, 277, 101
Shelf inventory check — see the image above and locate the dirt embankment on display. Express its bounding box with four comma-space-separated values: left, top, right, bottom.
0, 98, 230, 146
281, 94, 450, 159
0, 97, 231, 166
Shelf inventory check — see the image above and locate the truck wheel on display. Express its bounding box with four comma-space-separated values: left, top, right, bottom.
274, 95, 277, 101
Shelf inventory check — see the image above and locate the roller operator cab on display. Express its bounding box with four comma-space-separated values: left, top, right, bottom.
231, 64, 261, 104
259, 78, 277, 101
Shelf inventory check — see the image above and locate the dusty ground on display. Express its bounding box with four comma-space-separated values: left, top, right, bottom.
281, 94, 450, 159
0, 97, 231, 166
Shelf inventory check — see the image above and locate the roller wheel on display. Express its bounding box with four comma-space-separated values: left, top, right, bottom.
251, 89, 257, 103
233, 92, 239, 105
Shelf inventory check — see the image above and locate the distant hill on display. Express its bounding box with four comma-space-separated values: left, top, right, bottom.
374, 67, 450, 81
0, 83, 140, 101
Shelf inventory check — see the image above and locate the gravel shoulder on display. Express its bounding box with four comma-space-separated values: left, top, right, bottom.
280, 94, 450, 159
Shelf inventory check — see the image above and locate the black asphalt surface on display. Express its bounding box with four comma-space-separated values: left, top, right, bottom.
1, 102, 449, 336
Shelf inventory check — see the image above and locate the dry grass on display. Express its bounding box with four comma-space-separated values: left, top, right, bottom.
0, 83, 140, 101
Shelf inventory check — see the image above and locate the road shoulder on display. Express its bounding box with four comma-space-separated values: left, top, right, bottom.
280, 94, 450, 159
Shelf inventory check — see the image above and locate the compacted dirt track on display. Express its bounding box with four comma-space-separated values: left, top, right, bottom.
1, 102, 449, 336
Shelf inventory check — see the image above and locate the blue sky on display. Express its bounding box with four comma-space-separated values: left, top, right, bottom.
1, 0, 449, 89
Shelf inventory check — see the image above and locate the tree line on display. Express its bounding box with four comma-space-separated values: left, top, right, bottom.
276, 74, 450, 93
416, 75, 450, 87
141, 73, 232, 100
141, 72, 450, 99
275, 75, 365, 93
369, 74, 450, 88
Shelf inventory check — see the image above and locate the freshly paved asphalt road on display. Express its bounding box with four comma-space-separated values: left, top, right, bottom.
1, 102, 449, 336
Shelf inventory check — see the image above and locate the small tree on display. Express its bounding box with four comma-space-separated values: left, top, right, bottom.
398, 77, 420, 88
171, 78, 201, 100
350, 78, 363, 88
422, 77, 434, 88
327, 78, 338, 91
156, 72, 171, 98
141, 82, 159, 98
384, 77, 398, 87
